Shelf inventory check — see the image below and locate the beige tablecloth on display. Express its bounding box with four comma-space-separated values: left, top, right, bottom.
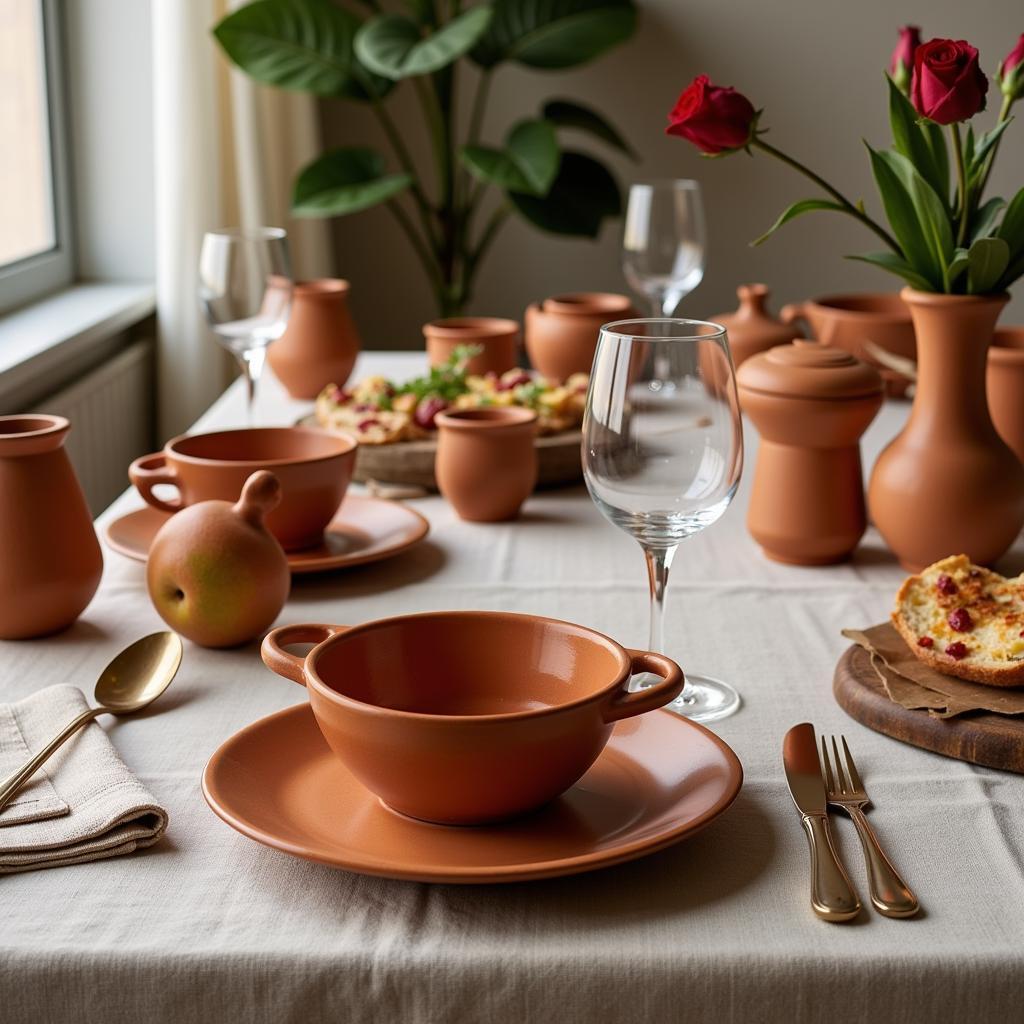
2, 353, 1023, 1024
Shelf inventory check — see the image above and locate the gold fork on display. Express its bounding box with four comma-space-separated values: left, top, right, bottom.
820, 735, 919, 919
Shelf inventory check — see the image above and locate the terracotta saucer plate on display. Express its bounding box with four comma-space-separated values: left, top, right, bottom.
202, 704, 743, 883
103, 495, 429, 574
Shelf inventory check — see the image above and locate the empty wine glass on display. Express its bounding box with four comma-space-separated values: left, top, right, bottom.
199, 227, 293, 420
582, 318, 744, 722
622, 180, 706, 317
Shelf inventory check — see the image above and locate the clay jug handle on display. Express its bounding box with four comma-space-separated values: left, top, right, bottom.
129, 453, 183, 514
779, 302, 807, 328
261, 623, 349, 686
601, 650, 685, 723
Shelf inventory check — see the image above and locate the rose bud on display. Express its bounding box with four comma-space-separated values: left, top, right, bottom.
998, 33, 1024, 101
890, 25, 922, 94
911, 38, 988, 124
666, 74, 758, 155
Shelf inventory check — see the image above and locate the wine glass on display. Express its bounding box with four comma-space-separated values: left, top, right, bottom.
582, 318, 744, 722
198, 227, 293, 420
622, 180, 706, 317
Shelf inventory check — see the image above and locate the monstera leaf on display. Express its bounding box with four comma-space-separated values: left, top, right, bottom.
292, 148, 411, 217
508, 151, 620, 236
460, 120, 560, 196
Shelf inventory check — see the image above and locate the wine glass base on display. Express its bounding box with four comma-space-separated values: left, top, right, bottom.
633, 671, 741, 723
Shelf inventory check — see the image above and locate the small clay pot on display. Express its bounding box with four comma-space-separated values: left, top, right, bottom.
524, 293, 638, 382
737, 341, 883, 565
423, 317, 520, 376
434, 407, 537, 521
267, 279, 362, 400
988, 327, 1024, 465
711, 284, 799, 367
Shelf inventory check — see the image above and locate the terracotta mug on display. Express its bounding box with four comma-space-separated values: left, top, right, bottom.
423, 317, 520, 376
434, 407, 537, 521
261, 611, 685, 824
129, 427, 356, 550
988, 327, 1024, 465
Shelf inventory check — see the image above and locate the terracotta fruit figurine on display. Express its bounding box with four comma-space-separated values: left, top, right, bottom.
711, 284, 799, 367
147, 471, 290, 648
422, 317, 519, 376
0, 415, 103, 639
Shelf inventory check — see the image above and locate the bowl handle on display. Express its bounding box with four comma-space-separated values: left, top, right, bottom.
128, 453, 183, 514
261, 623, 348, 686
779, 302, 807, 328
602, 651, 685, 723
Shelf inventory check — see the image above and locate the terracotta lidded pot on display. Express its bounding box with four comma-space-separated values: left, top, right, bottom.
0, 415, 103, 639
737, 341, 883, 565
710, 284, 800, 367
267, 279, 362, 400
987, 327, 1024, 465
423, 317, 520, 376
524, 292, 638, 382
434, 407, 538, 521
869, 289, 1024, 571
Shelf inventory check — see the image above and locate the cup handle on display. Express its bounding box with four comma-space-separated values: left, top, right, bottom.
128, 453, 183, 514
779, 302, 807, 328
601, 650, 685, 723
261, 623, 348, 686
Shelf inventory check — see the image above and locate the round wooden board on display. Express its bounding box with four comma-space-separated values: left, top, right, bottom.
833, 644, 1024, 774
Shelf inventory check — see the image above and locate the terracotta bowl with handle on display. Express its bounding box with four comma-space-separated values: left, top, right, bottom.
261, 611, 684, 825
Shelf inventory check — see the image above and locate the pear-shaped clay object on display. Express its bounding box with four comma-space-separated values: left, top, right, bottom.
146, 470, 291, 648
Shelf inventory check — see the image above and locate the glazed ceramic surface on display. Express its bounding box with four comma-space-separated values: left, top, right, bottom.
710, 284, 799, 367
987, 327, 1024, 465
267, 279, 362, 400
869, 289, 1024, 571
260, 611, 685, 825
524, 293, 638, 382
423, 317, 520, 376
202, 702, 742, 882
0, 415, 103, 639
435, 407, 538, 521
129, 426, 356, 550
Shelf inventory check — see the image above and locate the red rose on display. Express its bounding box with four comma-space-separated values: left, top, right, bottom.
910, 38, 988, 124
666, 75, 757, 155
889, 25, 921, 93
998, 33, 1024, 100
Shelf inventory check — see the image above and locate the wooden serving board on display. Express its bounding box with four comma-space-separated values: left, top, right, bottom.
833, 644, 1024, 774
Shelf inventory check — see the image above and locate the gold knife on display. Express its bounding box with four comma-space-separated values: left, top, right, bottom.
783, 722, 861, 922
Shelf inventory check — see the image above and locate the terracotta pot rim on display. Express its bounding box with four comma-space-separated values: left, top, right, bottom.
293, 278, 350, 296
166, 426, 356, 467
899, 287, 1010, 307
303, 610, 634, 723
0, 414, 70, 454
540, 292, 634, 316
435, 407, 537, 430
800, 292, 910, 320
990, 328, 1024, 362
423, 317, 520, 339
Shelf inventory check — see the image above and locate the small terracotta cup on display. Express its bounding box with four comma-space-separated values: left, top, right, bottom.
423, 317, 520, 376
129, 427, 356, 550
988, 327, 1024, 465
261, 611, 685, 824
434, 407, 537, 521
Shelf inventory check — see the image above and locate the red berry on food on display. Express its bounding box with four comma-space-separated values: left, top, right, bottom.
497, 371, 532, 392
917, 636, 934, 648
355, 403, 375, 413
330, 386, 349, 403
357, 418, 377, 431
947, 608, 973, 632
946, 641, 969, 660
414, 397, 448, 429
936, 574, 958, 595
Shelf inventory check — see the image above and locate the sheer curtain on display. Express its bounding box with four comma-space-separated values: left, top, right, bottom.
151, 0, 331, 439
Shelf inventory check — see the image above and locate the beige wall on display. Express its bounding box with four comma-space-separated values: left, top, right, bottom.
319, 0, 1024, 348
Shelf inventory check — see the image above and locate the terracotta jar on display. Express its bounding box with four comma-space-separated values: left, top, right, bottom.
524, 293, 638, 381
781, 292, 915, 396
737, 342, 883, 565
434, 407, 537, 521
267, 279, 362, 400
869, 289, 1024, 571
987, 327, 1024, 465
711, 284, 799, 367
0, 415, 103, 639
423, 317, 519, 376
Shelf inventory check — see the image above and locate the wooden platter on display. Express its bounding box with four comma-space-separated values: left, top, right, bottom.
833, 644, 1024, 774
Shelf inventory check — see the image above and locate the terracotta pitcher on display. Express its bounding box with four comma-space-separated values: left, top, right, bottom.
267, 279, 362, 399
869, 289, 1024, 571
987, 327, 1024, 465
0, 415, 103, 639
711, 284, 799, 367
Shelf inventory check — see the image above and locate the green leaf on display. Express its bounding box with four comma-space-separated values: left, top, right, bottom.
887, 76, 949, 206
970, 197, 1005, 242
969, 118, 1014, 177
461, 119, 560, 196
967, 236, 1010, 294
354, 6, 493, 80
947, 247, 970, 286
751, 198, 845, 246
997, 186, 1024, 257
292, 147, 411, 216
509, 151, 620, 236
541, 99, 636, 158
846, 251, 936, 292
472, 0, 636, 70
920, 122, 950, 206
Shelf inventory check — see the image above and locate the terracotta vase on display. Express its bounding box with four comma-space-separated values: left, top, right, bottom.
423, 317, 519, 376
0, 415, 103, 639
781, 292, 915, 397
267, 279, 362, 400
434, 407, 537, 521
987, 327, 1024, 465
711, 284, 800, 367
737, 342, 883, 565
868, 289, 1024, 571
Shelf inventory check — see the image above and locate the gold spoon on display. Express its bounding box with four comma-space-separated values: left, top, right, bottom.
0, 632, 183, 813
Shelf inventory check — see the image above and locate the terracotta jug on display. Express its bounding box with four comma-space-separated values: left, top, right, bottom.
711, 284, 799, 367
869, 289, 1024, 571
423, 317, 519, 376
0, 415, 103, 639
987, 327, 1024, 465
738, 342, 883, 565
267, 279, 362, 399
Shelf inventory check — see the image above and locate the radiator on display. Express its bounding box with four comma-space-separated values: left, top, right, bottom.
30, 339, 155, 516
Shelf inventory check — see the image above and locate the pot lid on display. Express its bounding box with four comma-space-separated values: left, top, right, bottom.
736, 340, 883, 399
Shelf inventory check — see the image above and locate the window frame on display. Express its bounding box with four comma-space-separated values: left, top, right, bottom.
0, 0, 74, 315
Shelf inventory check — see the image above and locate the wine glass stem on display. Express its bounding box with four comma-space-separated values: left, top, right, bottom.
236, 346, 266, 424
644, 544, 677, 655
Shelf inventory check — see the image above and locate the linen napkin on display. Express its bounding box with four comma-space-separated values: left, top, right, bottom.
0, 684, 168, 873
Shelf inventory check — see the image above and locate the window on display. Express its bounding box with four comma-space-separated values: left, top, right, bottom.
0, 0, 72, 314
